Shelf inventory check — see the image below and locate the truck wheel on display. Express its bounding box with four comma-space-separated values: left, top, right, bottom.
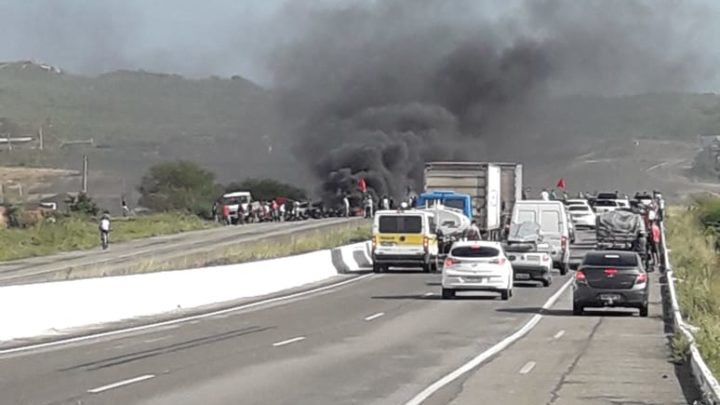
442, 288, 455, 299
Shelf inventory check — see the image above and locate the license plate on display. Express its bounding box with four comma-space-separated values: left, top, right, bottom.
526, 256, 540, 262
464, 276, 485, 283
380, 242, 395, 246
515, 273, 531, 280
600, 294, 621, 301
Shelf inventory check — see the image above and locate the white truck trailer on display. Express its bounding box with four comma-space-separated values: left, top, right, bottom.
424, 162, 503, 240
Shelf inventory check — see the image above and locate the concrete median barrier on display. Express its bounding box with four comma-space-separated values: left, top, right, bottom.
0, 218, 368, 286
0, 238, 372, 345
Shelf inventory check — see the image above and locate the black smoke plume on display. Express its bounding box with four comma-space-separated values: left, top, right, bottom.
268, 0, 713, 204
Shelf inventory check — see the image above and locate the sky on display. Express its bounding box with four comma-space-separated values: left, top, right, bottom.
0, 0, 718, 92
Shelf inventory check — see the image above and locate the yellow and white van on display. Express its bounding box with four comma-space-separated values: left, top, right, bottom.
371, 209, 439, 273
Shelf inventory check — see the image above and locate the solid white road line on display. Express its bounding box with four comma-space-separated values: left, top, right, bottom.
364, 312, 385, 321
553, 330, 565, 340
404, 278, 573, 405
519, 361, 536, 375
423, 292, 434, 297
272, 336, 306, 347
0, 273, 375, 356
87, 374, 155, 394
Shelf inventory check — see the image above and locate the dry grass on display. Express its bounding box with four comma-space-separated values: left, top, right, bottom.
0, 213, 212, 261
666, 207, 720, 376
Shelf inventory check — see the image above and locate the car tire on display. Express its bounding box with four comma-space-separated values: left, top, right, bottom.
542, 277, 552, 287
500, 289, 510, 301
442, 288, 455, 300
639, 304, 649, 317
573, 303, 583, 315
372, 263, 383, 273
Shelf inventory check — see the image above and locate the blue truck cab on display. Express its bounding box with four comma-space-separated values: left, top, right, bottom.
415, 191, 472, 219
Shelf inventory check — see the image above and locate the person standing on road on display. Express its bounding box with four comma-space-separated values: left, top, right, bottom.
549, 189, 558, 200
540, 189, 550, 201
343, 195, 350, 217
650, 220, 661, 269
99, 212, 111, 249
364, 194, 374, 218
121, 198, 130, 217
465, 220, 482, 241
381, 195, 390, 210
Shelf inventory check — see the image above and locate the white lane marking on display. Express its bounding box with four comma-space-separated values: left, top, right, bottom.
404, 278, 573, 405
553, 330, 565, 340
423, 292, 434, 297
364, 312, 385, 321
87, 374, 155, 394
0, 274, 375, 356
272, 336, 306, 347
519, 361, 536, 375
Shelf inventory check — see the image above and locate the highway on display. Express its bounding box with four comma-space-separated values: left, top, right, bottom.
0, 218, 358, 285
0, 230, 698, 404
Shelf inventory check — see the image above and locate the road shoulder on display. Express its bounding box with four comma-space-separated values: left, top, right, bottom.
430, 273, 700, 405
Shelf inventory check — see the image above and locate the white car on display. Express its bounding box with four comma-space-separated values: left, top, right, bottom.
593, 199, 618, 214
567, 204, 596, 228
441, 241, 514, 300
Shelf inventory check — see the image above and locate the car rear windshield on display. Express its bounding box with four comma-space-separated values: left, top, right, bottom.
451, 246, 500, 258
583, 252, 638, 267
378, 215, 423, 233
594, 200, 617, 207
569, 206, 589, 212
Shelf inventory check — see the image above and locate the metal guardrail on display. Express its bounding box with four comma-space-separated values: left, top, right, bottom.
662, 221, 720, 405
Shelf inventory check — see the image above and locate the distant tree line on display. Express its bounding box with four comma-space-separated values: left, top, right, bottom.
137, 160, 307, 218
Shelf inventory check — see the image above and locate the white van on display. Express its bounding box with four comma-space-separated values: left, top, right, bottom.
511, 200, 571, 275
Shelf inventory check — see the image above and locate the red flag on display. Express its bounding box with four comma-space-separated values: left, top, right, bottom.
556, 177, 566, 190
358, 178, 367, 193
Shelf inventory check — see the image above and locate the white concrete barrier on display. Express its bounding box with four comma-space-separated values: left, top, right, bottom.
0, 243, 370, 343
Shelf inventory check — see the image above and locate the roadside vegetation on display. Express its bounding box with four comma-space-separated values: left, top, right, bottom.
0, 213, 211, 261
665, 198, 720, 376
136, 222, 371, 274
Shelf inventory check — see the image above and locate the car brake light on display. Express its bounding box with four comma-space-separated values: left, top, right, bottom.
489, 258, 506, 265
542, 255, 550, 262
575, 270, 586, 282
636, 273, 647, 284
604, 268, 618, 276
561, 236, 568, 249
444, 258, 455, 267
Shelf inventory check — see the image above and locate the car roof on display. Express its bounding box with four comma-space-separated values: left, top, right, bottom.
583, 250, 639, 259
224, 191, 251, 197
451, 241, 503, 249
376, 210, 427, 216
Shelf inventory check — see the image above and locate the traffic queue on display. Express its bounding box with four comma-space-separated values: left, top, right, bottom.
367, 162, 665, 317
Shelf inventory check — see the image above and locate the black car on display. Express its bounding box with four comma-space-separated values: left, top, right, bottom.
573, 251, 649, 317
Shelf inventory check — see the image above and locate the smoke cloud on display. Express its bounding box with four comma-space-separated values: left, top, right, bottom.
267, 0, 717, 203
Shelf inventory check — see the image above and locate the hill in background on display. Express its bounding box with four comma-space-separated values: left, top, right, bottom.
1, 61, 720, 210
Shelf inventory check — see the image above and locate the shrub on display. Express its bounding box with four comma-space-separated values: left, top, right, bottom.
138, 160, 221, 215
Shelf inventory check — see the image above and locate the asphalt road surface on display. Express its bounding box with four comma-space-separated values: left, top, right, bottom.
0, 230, 698, 404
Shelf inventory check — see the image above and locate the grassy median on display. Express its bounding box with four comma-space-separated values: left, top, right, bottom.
134, 222, 372, 274
665, 205, 720, 376
0, 213, 212, 261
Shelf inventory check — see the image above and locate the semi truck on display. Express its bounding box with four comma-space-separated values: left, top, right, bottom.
423, 161, 523, 240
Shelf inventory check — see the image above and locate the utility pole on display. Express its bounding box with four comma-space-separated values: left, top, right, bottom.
81, 155, 88, 193
38, 124, 44, 151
